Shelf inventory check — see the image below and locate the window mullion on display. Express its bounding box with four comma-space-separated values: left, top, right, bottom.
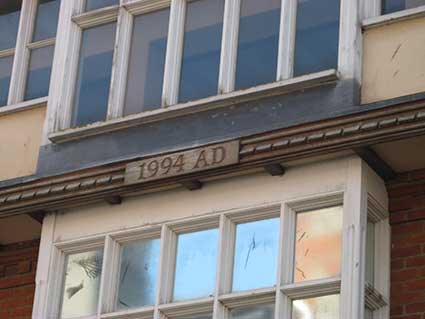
107, 6, 133, 120
277, 0, 297, 81
218, 0, 240, 94
8, 0, 37, 105
162, 0, 186, 107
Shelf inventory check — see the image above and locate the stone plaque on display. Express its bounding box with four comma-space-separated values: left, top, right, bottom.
125, 141, 240, 184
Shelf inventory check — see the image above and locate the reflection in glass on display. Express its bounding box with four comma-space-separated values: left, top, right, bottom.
124, 9, 169, 115
61, 250, 103, 319
382, 0, 425, 14
232, 218, 279, 292
117, 238, 161, 310
235, 0, 280, 90
173, 228, 219, 301
294, 0, 340, 77
0, 0, 22, 50
178, 0, 224, 103
365, 220, 375, 284
179, 314, 212, 319
72, 23, 116, 127
229, 304, 275, 319
24, 45, 54, 100
0, 55, 14, 106
85, 0, 118, 11
294, 206, 342, 283
293, 294, 339, 319
32, 0, 61, 42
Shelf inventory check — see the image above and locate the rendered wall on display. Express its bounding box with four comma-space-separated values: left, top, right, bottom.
389, 168, 425, 319
362, 17, 425, 104
0, 107, 46, 182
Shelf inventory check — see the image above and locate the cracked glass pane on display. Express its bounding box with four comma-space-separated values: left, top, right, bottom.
32, 0, 61, 42
293, 294, 339, 319
117, 238, 161, 310
173, 228, 219, 301
60, 249, 103, 319
232, 218, 280, 292
235, 0, 281, 90
294, 0, 340, 77
382, 0, 425, 14
229, 304, 275, 319
178, 0, 225, 103
294, 206, 342, 283
0, 0, 21, 51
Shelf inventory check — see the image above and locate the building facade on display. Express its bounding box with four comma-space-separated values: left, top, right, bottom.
0, 0, 425, 318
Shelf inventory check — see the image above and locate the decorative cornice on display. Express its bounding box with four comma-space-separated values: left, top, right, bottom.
1, 100, 425, 218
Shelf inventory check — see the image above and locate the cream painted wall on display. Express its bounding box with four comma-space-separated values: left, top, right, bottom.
53, 157, 356, 242
362, 17, 425, 104
0, 107, 46, 181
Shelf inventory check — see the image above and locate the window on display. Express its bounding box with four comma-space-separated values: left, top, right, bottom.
382, 0, 425, 14
51, 0, 346, 131
0, 0, 60, 108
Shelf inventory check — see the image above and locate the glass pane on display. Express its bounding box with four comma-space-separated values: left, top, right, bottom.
178, 315, 212, 319
85, 0, 118, 11
173, 228, 219, 301
294, 206, 343, 283
293, 295, 339, 319
24, 45, 54, 100
229, 304, 275, 319
0, 55, 14, 107
124, 8, 169, 115
232, 218, 279, 292
365, 220, 375, 284
294, 0, 340, 77
72, 23, 116, 127
32, 0, 61, 42
178, 0, 224, 103
60, 250, 103, 319
0, 0, 22, 50
117, 238, 161, 310
382, 0, 425, 14
235, 0, 280, 90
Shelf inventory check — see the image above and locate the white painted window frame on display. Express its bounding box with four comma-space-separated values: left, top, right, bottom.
0, 0, 58, 114
45, 0, 363, 140
33, 174, 390, 319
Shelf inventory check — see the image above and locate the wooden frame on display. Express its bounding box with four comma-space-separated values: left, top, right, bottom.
32, 158, 391, 319
0, 0, 59, 111
44, 0, 364, 143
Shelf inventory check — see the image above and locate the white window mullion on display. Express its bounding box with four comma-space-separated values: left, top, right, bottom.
218, 0, 240, 94
7, 0, 37, 105
107, 4, 132, 120
162, 0, 186, 107
277, 0, 297, 81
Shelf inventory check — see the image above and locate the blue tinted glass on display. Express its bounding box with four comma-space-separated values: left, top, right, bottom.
72, 23, 116, 127
293, 0, 340, 77
0, 55, 14, 106
0, 1, 22, 50
85, 0, 118, 11
24, 45, 54, 100
178, 0, 224, 103
124, 9, 169, 115
117, 239, 160, 310
235, 0, 280, 90
382, 0, 425, 14
33, 0, 61, 42
173, 229, 219, 301
232, 218, 280, 292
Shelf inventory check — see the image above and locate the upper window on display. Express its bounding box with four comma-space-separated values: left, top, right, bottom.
0, 0, 60, 108
382, 0, 425, 14
55, 0, 342, 130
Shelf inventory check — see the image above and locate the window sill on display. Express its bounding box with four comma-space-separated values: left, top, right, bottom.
48, 69, 338, 144
0, 96, 48, 117
362, 5, 425, 30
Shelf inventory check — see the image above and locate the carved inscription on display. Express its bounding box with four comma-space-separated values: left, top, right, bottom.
125, 141, 240, 184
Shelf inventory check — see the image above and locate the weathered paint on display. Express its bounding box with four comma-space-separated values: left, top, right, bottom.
0, 107, 46, 181
362, 17, 425, 104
